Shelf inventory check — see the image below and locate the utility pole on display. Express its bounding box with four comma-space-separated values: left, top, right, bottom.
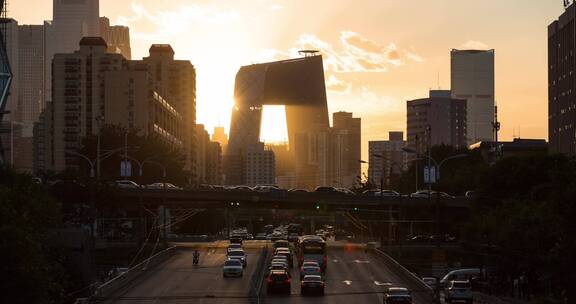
492, 103, 501, 161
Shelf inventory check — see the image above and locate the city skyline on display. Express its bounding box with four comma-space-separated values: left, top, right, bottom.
12, 0, 561, 150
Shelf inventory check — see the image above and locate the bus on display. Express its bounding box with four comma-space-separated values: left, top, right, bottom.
296, 235, 327, 270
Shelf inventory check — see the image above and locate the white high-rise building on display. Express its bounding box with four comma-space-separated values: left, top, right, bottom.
451, 49, 495, 145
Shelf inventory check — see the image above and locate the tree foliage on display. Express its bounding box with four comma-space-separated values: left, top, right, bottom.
0, 166, 68, 303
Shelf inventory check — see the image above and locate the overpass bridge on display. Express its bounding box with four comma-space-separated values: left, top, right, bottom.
109, 188, 470, 212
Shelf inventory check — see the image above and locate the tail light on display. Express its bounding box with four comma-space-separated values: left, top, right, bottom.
267, 278, 273, 283
323, 255, 327, 264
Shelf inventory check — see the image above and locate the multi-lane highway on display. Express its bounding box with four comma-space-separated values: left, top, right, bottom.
100, 241, 433, 303
265, 243, 433, 304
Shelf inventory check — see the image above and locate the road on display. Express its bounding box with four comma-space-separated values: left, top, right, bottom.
102, 241, 267, 303
101, 241, 434, 304
265, 242, 434, 304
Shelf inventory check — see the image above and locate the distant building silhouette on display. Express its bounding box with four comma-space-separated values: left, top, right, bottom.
451, 49, 495, 145
407, 90, 467, 153
549, 4, 576, 155
196, 124, 223, 185
212, 126, 228, 152
226, 55, 329, 187
368, 132, 406, 187
99, 17, 131, 59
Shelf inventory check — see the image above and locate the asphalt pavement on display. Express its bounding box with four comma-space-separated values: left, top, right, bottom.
102, 241, 266, 303
264, 242, 434, 304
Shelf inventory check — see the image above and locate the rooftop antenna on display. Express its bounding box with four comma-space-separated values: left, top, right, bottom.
298, 50, 320, 57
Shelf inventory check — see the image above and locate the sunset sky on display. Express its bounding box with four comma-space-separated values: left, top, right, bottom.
12, 0, 563, 160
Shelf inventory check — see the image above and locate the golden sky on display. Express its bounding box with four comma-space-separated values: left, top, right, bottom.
12, 0, 562, 160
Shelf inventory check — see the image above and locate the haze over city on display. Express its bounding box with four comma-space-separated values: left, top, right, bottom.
12, 0, 561, 151
3, 1, 576, 304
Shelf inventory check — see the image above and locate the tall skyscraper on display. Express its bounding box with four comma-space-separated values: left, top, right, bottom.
1, 18, 18, 123
99, 17, 131, 59
407, 90, 467, 153
549, 3, 576, 155
451, 49, 495, 145
368, 131, 406, 187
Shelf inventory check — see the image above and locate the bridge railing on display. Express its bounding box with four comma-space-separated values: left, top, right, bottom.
89, 246, 177, 300
370, 247, 436, 301
249, 245, 269, 304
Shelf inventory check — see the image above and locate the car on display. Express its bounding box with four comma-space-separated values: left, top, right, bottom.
222, 259, 244, 278
301, 261, 320, 269
227, 250, 247, 267
255, 233, 267, 240
115, 180, 140, 189
384, 287, 412, 303
301, 275, 324, 295
253, 185, 282, 192
362, 189, 381, 196
440, 269, 482, 287
314, 186, 337, 193
230, 185, 253, 192
266, 270, 291, 294
287, 233, 299, 242
465, 191, 476, 198
269, 263, 289, 273
422, 277, 439, 290
288, 188, 308, 193
271, 256, 289, 265
300, 266, 321, 279
275, 251, 293, 267
377, 190, 401, 197
146, 182, 182, 190
229, 236, 243, 245
335, 187, 356, 195
273, 240, 290, 250
227, 243, 242, 254
409, 190, 434, 198
444, 280, 473, 303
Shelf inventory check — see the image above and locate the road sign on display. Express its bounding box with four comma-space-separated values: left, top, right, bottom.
120, 160, 132, 177
424, 166, 437, 184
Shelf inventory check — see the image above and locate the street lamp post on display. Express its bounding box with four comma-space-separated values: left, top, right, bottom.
401, 146, 467, 244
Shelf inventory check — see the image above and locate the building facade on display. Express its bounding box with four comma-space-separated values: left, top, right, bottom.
130, 45, 197, 181
368, 131, 406, 187
549, 4, 576, 155
44, 38, 195, 177
451, 49, 495, 145
99, 17, 131, 59
407, 90, 467, 153
332, 112, 361, 188
245, 142, 275, 187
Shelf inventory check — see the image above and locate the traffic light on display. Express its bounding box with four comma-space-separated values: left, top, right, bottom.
353, 207, 358, 212
315, 203, 320, 210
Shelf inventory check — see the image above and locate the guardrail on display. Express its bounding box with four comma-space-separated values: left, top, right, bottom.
371, 247, 435, 301
249, 245, 269, 304
88, 246, 177, 301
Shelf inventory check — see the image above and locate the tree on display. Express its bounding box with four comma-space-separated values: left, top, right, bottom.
78, 124, 188, 186
0, 166, 68, 303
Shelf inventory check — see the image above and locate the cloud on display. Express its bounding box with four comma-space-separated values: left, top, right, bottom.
459, 40, 490, 50
326, 75, 352, 94
116, 2, 240, 40
281, 31, 423, 73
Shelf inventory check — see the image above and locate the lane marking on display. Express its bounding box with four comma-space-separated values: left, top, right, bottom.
353, 259, 370, 264
333, 259, 339, 263
342, 280, 352, 286
374, 281, 392, 286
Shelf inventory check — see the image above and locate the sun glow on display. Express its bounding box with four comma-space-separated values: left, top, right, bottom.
260, 105, 288, 143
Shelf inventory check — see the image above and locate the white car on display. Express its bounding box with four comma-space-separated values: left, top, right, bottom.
444, 280, 473, 303
227, 243, 242, 254
222, 259, 243, 278
115, 180, 140, 189
384, 287, 412, 303
228, 249, 247, 267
